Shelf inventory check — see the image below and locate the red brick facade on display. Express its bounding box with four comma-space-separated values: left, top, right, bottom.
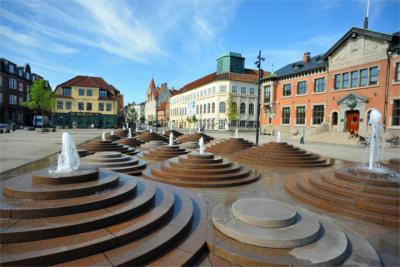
261, 27, 400, 136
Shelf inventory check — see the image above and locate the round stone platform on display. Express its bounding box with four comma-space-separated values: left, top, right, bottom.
142, 152, 260, 187
81, 151, 146, 176
180, 141, 199, 150
82, 140, 139, 156
286, 166, 400, 227
208, 197, 382, 266
206, 138, 254, 156
177, 133, 214, 144
105, 134, 121, 141
139, 145, 190, 162
163, 129, 183, 137
0, 167, 208, 266
381, 158, 400, 171
112, 129, 128, 138
233, 142, 332, 167
118, 137, 143, 148
135, 132, 168, 143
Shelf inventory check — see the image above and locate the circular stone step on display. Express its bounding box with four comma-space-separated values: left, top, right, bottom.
231, 198, 296, 227
206, 138, 254, 156
176, 133, 214, 143
212, 202, 320, 248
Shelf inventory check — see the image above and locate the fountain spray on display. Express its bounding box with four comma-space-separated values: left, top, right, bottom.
102, 132, 106, 141
111, 130, 114, 136
50, 133, 80, 173
128, 128, 132, 138
199, 137, 205, 154
277, 131, 281, 143
368, 109, 382, 170
162, 129, 165, 135
169, 133, 174, 146
235, 129, 239, 138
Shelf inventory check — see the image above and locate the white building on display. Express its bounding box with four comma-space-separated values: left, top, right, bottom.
134, 102, 145, 123
169, 52, 268, 130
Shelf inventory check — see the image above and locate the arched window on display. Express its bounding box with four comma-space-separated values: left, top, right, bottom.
249, 103, 254, 115
203, 104, 206, 114
212, 102, 215, 113
207, 103, 210, 113
200, 105, 202, 114
240, 103, 246, 114
219, 102, 226, 113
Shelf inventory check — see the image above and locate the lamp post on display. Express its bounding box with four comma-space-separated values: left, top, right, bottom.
254, 50, 265, 145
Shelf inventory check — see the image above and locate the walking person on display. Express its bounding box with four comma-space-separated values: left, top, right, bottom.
300, 129, 305, 144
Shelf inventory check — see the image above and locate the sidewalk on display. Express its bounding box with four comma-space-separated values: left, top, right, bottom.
0, 129, 105, 173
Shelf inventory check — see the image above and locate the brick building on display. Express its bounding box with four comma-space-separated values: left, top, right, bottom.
0, 59, 50, 125
261, 27, 400, 137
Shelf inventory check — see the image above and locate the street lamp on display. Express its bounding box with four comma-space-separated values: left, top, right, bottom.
254, 50, 265, 145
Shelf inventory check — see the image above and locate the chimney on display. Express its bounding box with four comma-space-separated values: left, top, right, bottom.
303, 52, 311, 63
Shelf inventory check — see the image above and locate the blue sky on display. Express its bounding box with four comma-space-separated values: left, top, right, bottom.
0, 0, 398, 104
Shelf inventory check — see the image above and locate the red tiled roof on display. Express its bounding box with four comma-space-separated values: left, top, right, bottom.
174, 69, 269, 96
55, 75, 118, 97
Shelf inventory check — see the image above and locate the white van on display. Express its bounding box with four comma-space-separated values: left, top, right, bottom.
33, 115, 49, 127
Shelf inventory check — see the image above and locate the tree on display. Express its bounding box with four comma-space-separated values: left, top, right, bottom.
23, 78, 54, 131
227, 93, 238, 128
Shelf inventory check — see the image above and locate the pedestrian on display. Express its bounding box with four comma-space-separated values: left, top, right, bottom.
300, 129, 305, 144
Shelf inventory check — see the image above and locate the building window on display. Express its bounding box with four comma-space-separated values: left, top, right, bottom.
296, 106, 306, 125
87, 89, 93, 96
106, 103, 112, 111
86, 102, 92, 111
392, 100, 400, 126
239, 121, 246, 127
0, 76, 2, 88
240, 87, 246, 94
63, 88, 72, 96
18, 82, 23, 91
219, 102, 226, 113
283, 84, 291, 96
232, 86, 238, 93
219, 86, 226, 93
314, 78, 325, 93
332, 111, 338, 125
196, 105, 199, 114
351, 71, 358, 88
334, 74, 341, 90
249, 103, 254, 115
212, 102, 215, 113
9, 64, 14, 73
240, 103, 246, 114
360, 69, 368, 86
9, 95, 17, 105
369, 67, 378, 85
0, 92, 3, 103
99, 90, 107, 98
57, 101, 63, 109
264, 85, 271, 102
212, 87, 216, 94
66, 101, 72, 110
79, 89, 85, 96
203, 104, 206, 114
200, 105, 202, 114
396, 62, 400, 81
249, 88, 255, 95
282, 107, 290, 124
342, 72, 349, 88
297, 81, 307, 95
312, 105, 324, 125
207, 103, 210, 113
78, 102, 84, 110
9, 78, 17, 89
18, 96, 23, 105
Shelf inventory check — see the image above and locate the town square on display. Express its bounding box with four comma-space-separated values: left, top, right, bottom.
0, 0, 399, 266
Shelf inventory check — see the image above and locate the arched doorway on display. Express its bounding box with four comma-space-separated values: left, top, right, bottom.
346, 110, 360, 133
331, 111, 338, 126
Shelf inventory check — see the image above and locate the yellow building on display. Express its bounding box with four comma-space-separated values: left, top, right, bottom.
53, 76, 123, 128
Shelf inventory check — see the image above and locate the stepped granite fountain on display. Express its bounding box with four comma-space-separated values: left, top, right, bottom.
139, 133, 190, 162
142, 137, 260, 187
234, 142, 331, 167
135, 131, 168, 143
0, 132, 208, 266
286, 109, 400, 227
82, 135, 139, 156
177, 132, 214, 143
206, 131, 254, 156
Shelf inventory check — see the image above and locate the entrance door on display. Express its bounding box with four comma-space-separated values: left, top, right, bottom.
346, 110, 360, 133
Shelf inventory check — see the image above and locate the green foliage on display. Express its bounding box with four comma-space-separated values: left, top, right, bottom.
191, 115, 198, 123
126, 104, 138, 122
23, 79, 54, 114
186, 116, 192, 124
227, 93, 238, 122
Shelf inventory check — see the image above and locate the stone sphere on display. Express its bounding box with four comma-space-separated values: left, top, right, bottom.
291, 128, 299, 136
383, 132, 394, 142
